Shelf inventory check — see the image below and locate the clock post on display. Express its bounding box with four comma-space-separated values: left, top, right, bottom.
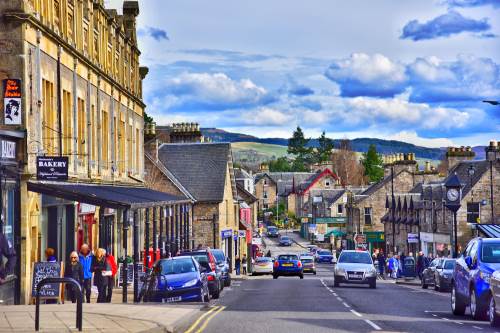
444, 173, 463, 258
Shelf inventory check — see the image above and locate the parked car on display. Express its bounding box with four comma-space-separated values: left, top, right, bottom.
180, 249, 222, 299
273, 254, 303, 279
143, 256, 210, 303
252, 257, 274, 275
451, 238, 500, 320
421, 258, 455, 291
316, 250, 334, 264
333, 250, 377, 288
300, 255, 316, 274
267, 226, 279, 238
279, 236, 293, 246
211, 249, 231, 287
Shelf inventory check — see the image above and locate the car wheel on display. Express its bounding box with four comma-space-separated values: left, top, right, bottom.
490, 294, 500, 327
451, 284, 466, 315
225, 276, 231, 287
421, 277, 428, 289
313, 271, 317, 275
471, 287, 487, 320
434, 282, 440, 292
299, 274, 304, 279
211, 285, 220, 300
333, 278, 339, 287
273, 274, 278, 279
369, 280, 376, 289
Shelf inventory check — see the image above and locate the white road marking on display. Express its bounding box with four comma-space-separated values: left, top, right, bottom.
350, 310, 362, 317
441, 318, 450, 321
342, 302, 350, 308
472, 326, 483, 330
337, 297, 343, 301
364, 319, 382, 330
456, 322, 464, 325
432, 314, 437, 317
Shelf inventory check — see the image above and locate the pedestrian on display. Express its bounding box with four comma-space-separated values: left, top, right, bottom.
395, 255, 402, 279
64, 251, 84, 303
242, 254, 247, 275
416, 251, 425, 280
105, 251, 118, 303
235, 256, 241, 275
45, 247, 57, 262
0, 232, 16, 286
79, 244, 93, 303
91, 248, 111, 303
377, 250, 386, 279
196, 243, 203, 250
266, 250, 271, 257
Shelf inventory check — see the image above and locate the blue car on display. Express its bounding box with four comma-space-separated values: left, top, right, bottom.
273, 254, 303, 279
267, 226, 279, 238
212, 249, 231, 287
451, 238, 500, 320
144, 256, 210, 303
279, 236, 292, 246
316, 250, 334, 263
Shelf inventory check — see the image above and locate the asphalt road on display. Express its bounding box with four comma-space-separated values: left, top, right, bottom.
180, 233, 500, 333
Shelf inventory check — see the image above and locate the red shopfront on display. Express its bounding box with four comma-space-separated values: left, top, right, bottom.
77, 203, 96, 251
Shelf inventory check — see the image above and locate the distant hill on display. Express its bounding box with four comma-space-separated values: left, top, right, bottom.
202, 128, 444, 160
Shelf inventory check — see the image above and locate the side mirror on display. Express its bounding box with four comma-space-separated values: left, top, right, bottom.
465, 256, 473, 269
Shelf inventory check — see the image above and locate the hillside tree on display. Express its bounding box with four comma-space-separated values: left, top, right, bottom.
314, 131, 334, 163
331, 139, 365, 186
362, 144, 384, 182
287, 126, 314, 170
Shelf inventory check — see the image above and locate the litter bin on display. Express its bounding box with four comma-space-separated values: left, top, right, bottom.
402, 257, 416, 278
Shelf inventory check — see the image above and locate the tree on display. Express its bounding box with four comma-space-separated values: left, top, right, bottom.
362, 144, 384, 182
269, 157, 293, 172
314, 131, 334, 163
331, 139, 365, 186
287, 126, 313, 170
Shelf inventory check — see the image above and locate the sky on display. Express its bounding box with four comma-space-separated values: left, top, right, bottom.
107, 0, 500, 147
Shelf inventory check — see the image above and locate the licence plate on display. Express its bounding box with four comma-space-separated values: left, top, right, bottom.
282, 263, 293, 267
348, 274, 362, 280
163, 296, 182, 303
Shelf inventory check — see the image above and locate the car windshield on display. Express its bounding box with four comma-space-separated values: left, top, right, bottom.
281, 237, 289, 241
256, 258, 271, 263
444, 260, 455, 269
318, 251, 331, 255
212, 251, 225, 264
268, 227, 277, 231
278, 255, 298, 261
338, 252, 372, 264
481, 243, 500, 263
191, 254, 210, 268
160, 258, 196, 275
301, 258, 313, 263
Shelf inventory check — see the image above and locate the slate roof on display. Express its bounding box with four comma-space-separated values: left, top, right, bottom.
158, 143, 233, 203
258, 172, 315, 196
234, 168, 252, 180
236, 182, 258, 204
447, 160, 489, 198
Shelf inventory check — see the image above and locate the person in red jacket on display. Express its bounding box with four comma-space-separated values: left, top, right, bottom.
105, 252, 117, 303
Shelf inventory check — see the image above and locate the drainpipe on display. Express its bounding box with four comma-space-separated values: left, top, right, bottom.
96, 76, 101, 174
57, 46, 62, 156
72, 58, 78, 174
86, 74, 92, 178
35, 30, 42, 155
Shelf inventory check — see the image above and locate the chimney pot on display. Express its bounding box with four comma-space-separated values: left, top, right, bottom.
490, 140, 498, 148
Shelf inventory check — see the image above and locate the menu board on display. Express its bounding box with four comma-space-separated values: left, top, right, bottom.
31, 262, 62, 299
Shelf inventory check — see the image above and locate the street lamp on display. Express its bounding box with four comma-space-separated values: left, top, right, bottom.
444, 173, 462, 258
485, 141, 498, 224
468, 164, 476, 203
391, 165, 396, 255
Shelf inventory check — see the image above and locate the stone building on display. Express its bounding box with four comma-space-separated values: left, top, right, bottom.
254, 173, 277, 211
0, 0, 164, 304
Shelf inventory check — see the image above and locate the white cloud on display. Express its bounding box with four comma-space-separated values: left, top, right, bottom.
240, 107, 294, 126
386, 131, 454, 148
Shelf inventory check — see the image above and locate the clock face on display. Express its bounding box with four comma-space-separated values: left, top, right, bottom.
447, 188, 460, 202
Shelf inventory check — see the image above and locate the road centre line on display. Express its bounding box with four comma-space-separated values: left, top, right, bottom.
184, 306, 221, 333
193, 306, 226, 333
442, 318, 450, 321
472, 326, 483, 330
342, 302, 350, 308
350, 310, 362, 317
337, 297, 343, 301
364, 319, 382, 331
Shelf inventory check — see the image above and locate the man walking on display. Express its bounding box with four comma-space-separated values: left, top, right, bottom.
79, 244, 93, 303
377, 250, 386, 279
416, 251, 425, 280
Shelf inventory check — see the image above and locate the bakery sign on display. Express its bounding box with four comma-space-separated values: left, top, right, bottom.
0, 140, 16, 159
3, 79, 22, 125
37, 156, 69, 181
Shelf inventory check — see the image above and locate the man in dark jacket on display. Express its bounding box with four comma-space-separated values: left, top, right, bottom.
78, 244, 93, 303
0, 232, 16, 284
377, 250, 386, 279
64, 251, 84, 303
416, 251, 425, 280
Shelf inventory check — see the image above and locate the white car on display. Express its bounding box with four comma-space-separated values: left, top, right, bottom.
252, 257, 274, 275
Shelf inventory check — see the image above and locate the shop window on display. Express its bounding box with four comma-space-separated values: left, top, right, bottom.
62, 90, 72, 156
338, 204, 343, 214
263, 191, 268, 199
102, 110, 109, 168
364, 207, 372, 225
42, 80, 55, 154
467, 202, 480, 223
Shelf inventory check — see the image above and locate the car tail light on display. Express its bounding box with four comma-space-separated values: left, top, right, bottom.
207, 274, 215, 281
298, 261, 302, 268
274, 261, 279, 268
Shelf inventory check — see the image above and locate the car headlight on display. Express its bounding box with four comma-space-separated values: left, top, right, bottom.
366, 268, 377, 276
182, 279, 199, 288
336, 267, 346, 275
480, 271, 491, 284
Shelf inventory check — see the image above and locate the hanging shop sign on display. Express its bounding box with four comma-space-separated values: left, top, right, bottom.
3, 79, 22, 125
36, 156, 69, 180
221, 229, 233, 239
408, 233, 419, 243
0, 139, 16, 159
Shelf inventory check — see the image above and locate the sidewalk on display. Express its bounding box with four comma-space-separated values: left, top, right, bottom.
0, 302, 205, 332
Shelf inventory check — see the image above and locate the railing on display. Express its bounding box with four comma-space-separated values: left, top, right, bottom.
35, 277, 83, 331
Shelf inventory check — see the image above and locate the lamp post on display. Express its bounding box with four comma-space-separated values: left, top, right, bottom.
391, 165, 396, 255
444, 173, 462, 258
468, 165, 476, 203
485, 141, 498, 224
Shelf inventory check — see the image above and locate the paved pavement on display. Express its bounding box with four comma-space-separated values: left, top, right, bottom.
180, 231, 500, 333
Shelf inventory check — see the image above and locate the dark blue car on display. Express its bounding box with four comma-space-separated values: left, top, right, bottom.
212, 249, 231, 287
144, 256, 210, 303
279, 236, 292, 246
316, 250, 334, 263
451, 238, 500, 320
267, 226, 279, 238
273, 254, 303, 279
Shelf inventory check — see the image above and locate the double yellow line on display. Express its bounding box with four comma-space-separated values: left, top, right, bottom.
184, 305, 226, 333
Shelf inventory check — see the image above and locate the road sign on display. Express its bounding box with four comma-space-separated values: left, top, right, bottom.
408, 233, 419, 243
354, 233, 366, 244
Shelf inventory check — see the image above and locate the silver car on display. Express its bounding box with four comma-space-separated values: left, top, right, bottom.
333, 250, 377, 289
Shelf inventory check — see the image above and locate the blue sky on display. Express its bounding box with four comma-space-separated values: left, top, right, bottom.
108, 0, 499, 147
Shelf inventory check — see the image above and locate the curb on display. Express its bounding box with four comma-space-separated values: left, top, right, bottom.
395, 279, 421, 286
291, 239, 308, 249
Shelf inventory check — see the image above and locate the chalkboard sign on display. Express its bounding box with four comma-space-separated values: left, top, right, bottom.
31, 262, 62, 298
118, 263, 134, 285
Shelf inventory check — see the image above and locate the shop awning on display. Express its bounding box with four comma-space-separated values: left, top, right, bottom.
27, 181, 190, 209
477, 224, 500, 238
324, 229, 346, 237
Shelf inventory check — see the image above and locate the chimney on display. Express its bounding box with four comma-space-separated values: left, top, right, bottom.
485, 140, 499, 162
447, 145, 475, 171
123, 1, 140, 43
425, 161, 431, 172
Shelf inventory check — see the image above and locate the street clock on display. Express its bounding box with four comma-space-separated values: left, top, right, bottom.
444, 173, 462, 212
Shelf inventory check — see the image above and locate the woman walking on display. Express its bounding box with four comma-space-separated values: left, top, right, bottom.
64, 251, 84, 303
91, 248, 111, 303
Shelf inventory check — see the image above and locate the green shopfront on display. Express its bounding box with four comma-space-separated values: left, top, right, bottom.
313, 217, 347, 246
365, 231, 385, 253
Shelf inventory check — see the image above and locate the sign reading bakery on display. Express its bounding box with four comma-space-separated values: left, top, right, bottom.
3, 79, 22, 125
36, 156, 69, 181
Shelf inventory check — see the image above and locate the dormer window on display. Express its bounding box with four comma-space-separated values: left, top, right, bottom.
325, 180, 331, 187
